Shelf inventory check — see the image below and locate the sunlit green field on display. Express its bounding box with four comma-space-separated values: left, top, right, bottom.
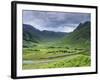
22, 42, 91, 69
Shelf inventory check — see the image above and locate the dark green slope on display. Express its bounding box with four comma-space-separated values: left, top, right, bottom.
23, 24, 41, 48
61, 21, 90, 47
23, 24, 41, 43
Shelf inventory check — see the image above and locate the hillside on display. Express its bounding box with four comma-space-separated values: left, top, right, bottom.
23, 24, 67, 44
60, 21, 90, 48
23, 24, 41, 43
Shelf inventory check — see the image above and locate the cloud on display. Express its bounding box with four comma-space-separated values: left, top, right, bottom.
42, 25, 78, 33
23, 10, 90, 32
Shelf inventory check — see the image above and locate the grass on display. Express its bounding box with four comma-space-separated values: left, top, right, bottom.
23, 54, 90, 69
22, 41, 91, 69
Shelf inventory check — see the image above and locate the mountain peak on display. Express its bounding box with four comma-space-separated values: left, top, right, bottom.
74, 21, 90, 32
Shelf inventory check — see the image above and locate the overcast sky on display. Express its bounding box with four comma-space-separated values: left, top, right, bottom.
23, 10, 90, 33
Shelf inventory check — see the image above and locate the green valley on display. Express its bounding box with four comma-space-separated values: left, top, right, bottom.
22, 21, 91, 69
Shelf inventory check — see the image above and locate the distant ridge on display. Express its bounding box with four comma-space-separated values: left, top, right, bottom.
23, 24, 67, 43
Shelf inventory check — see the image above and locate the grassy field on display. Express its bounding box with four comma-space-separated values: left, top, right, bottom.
22, 41, 91, 69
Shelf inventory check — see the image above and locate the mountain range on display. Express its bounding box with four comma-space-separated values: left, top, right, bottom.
23, 24, 67, 42
23, 21, 90, 48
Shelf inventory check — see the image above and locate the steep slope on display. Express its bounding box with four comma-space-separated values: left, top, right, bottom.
61, 21, 90, 47
23, 24, 41, 43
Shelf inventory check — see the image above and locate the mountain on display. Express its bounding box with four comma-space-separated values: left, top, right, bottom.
23, 24, 41, 43
23, 21, 90, 48
23, 24, 67, 44
60, 21, 90, 47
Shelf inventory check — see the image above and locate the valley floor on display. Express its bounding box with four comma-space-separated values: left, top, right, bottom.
22, 41, 91, 69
